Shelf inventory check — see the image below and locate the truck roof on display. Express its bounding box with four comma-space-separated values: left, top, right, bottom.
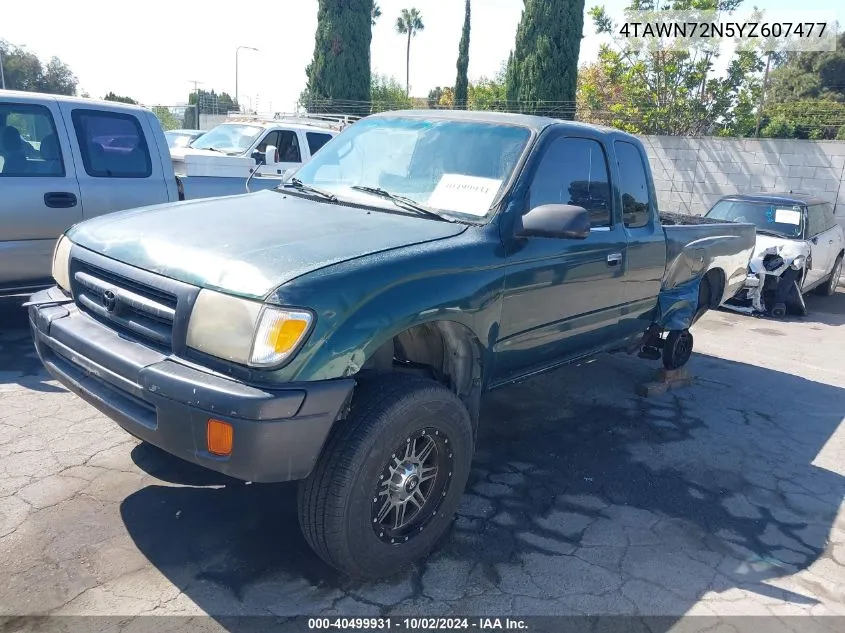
0, 89, 151, 113
367, 108, 633, 139
719, 192, 828, 206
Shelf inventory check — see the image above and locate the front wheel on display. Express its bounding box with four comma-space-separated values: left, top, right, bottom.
297, 375, 474, 578
818, 255, 843, 297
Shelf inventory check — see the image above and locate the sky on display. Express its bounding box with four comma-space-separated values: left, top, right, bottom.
2, 0, 842, 112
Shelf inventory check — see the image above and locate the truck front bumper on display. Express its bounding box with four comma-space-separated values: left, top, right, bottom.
28, 287, 355, 483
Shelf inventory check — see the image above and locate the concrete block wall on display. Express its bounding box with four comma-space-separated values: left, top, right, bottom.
639, 136, 845, 224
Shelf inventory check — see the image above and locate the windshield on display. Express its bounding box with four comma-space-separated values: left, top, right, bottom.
290, 117, 532, 220
190, 124, 263, 154
165, 131, 199, 149
706, 200, 804, 238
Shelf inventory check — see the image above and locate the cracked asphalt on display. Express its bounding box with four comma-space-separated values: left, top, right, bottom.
1, 292, 845, 631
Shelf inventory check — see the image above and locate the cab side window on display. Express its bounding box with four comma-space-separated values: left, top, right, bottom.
256, 131, 282, 153
306, 132, 333, 155
72, 109, 152, 178
277, 131, 302, 163
614, 140, 652, 229
528, 137, 612, 228
0, 103, 65, 177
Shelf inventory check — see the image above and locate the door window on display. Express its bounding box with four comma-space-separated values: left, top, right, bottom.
256, 131, 282, 153
71, 109, 152, 178
821, 203, 837, 232
277, 131, 302, 163
806, 205, 825, 237
528, 137, 612, 228
0, 103, 65, 177
614, 141, 651, 229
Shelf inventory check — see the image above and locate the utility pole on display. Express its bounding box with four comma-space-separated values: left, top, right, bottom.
754, 52, 773, 138
0, 48, 6, 90
188, 79, 203, 129
235, 46, 259, 113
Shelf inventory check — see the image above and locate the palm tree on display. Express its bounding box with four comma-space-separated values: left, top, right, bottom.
371, 2, 382, 27
396, 8, 424, 96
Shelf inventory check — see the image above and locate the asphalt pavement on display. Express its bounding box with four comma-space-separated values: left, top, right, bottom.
1, 294, 844, 632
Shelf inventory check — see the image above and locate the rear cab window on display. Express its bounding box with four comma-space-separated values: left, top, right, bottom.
71, 109, 152, 178
0, 103, 65, 177
614, 140, 652, 229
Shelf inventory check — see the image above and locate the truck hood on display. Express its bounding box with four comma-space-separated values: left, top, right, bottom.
66, 190, 467, 299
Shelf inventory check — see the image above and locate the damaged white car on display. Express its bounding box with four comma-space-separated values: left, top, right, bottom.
704, 193, 844, 317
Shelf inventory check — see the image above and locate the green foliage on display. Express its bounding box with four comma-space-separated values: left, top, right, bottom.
305, 0, 372, 113
371, 74, 413, 111
151, 106, 181, 131
453, 0, 471, 109
758, 100, 845, 140
768, 33, 845, 104
468, 65, 508, 111
396, 8, 424, 96
582, 0, 763, 135
0, 40, 77, 95
427, 87, 446, 108
103, 92, 138, 104
505, 0, 585, 118
372, 2, 382, 26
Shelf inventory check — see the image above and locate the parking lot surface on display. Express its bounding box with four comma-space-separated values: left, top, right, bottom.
1, 295, 845, 630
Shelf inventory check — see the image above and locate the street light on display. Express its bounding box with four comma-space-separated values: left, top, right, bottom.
235, 46, 259, 113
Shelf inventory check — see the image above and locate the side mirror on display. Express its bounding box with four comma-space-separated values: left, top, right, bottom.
515, 204, 591, 239
264, 145, 278, 166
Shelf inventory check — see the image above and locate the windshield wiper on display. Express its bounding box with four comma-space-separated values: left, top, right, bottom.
279, 178, 337, 201
350, 186, 454, 222
755, 228, 789, 238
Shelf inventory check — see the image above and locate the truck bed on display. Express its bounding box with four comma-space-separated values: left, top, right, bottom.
656, 211, 756, 329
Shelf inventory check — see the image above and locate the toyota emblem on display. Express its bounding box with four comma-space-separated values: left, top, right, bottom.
102, 289, 117, 312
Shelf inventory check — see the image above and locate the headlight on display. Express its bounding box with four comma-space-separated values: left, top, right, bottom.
186, 289, 313, 367
52, 235, 72, 292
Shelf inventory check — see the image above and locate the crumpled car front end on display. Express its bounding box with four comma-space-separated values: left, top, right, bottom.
728, 240, 810, 318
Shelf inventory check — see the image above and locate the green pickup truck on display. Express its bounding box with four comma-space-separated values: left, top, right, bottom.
27, 110, 755, 578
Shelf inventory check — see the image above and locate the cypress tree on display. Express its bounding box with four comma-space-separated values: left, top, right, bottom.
453, 0, 471, 109
305, 0, 372, 114
505, 0, 585, 119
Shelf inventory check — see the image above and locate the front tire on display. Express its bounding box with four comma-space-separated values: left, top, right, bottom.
818, 254, 843, 297
297, 374, 474, 578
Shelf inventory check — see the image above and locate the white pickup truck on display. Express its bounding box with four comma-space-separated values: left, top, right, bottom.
0, 91, 345, 297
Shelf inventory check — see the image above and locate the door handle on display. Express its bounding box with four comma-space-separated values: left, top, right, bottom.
44, 192, 78, 208
607, 253, 622, 266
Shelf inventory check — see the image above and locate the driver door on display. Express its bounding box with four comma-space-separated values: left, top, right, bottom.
492, 133, 629, 384
255, 129, 303, 177
804, 205, 829, 289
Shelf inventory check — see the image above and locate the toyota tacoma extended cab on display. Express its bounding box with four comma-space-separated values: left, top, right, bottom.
28, 110, 755, 578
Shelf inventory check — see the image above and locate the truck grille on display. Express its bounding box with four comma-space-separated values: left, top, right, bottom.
70, 260, 177, 350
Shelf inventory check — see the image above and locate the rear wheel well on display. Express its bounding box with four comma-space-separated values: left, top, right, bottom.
359, 322, 484, 426
700, 268, 725, 310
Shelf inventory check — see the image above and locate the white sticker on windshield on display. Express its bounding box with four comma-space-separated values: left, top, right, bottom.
426, 174, 503, 217
775, 208, 801, 225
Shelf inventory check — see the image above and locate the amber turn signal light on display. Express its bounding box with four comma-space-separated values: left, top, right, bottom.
207, 419, 233, 456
